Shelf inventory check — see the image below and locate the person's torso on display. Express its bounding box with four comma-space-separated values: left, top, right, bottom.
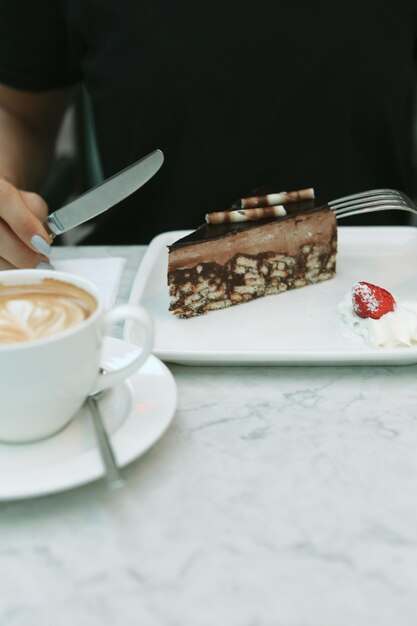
65, 0, 417, 242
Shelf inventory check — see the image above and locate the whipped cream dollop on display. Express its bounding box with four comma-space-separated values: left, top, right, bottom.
337, 291, 417, 348
0, 296, 87, 343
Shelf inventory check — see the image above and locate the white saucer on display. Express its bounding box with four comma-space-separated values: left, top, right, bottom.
0, 337, 177, 500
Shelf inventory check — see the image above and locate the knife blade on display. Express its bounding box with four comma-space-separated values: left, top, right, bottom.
45, 148, 164, 237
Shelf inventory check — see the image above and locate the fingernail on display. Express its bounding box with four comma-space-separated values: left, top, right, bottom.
36, 262, 55, 270
31, 234, 51, 256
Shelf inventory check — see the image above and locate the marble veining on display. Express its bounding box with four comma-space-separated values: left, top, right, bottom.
0, 247, 417, 625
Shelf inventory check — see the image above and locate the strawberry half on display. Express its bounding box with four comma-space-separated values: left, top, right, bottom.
351, 281, 396, 319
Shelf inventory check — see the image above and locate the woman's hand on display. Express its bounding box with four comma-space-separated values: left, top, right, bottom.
0, 84, 77, 270
0, 178, 52, 270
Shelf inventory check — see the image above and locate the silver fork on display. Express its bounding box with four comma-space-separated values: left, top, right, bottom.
328, 189, 417, 219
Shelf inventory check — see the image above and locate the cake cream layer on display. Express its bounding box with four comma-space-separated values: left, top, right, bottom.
168, 208, 336, 270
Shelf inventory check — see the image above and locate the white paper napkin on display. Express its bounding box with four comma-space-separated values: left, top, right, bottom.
53, 257, 126, 309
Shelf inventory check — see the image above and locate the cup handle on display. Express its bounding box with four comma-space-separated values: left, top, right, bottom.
91, 304, 154, 394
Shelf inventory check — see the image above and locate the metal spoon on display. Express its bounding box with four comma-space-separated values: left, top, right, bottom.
87, 380, 126, 489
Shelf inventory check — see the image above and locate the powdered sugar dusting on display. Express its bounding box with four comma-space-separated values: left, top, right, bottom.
352, 282, 379, 314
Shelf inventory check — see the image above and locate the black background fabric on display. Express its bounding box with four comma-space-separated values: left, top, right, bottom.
0, 0, 417, 243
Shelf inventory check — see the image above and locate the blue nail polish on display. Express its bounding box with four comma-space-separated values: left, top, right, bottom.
36, 262, 55, 270
31, 235, 51, 256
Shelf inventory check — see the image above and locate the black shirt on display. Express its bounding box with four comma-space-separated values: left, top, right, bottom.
0, 0, 417, 243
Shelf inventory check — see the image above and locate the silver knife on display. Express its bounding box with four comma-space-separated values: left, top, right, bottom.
45, 148, 164, 237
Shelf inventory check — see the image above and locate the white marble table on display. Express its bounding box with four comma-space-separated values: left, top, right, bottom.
1, 246, 417, 626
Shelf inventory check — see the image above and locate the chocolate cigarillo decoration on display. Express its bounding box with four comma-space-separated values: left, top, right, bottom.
206, 205, 287, 225
240, 187, 315, 209
205, 188, 316, 225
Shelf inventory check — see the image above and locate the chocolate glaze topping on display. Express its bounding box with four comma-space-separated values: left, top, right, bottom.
169, 199, 328, 250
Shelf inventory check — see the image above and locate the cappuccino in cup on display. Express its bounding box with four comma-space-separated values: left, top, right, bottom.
0, 269, 153, 443
0, 278, 97, 344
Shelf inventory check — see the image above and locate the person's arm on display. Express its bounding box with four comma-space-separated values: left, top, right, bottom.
0, 84, 77, 269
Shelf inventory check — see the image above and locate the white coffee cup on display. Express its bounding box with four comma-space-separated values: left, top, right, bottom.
0, 269, 153, 443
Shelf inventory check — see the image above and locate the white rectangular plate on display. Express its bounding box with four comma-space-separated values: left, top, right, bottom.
124, 227, 417, 365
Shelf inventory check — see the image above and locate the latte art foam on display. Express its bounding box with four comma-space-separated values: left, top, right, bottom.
0, 279, 97, 344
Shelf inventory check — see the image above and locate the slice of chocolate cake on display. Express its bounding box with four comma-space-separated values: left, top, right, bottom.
168, 191, 337, 318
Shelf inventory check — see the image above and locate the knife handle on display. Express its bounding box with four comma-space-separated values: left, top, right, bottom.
44, 224, 56, 242
43, 211, 65, 239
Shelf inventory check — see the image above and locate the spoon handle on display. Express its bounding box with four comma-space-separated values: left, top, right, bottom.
87, 396, 126, 489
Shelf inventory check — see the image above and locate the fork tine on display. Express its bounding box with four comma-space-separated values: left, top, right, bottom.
329, 188, 401, 207
328, 187, 417, 219
332, 197, 407, 212
333, 197, 408, 214
396, 190, 417, 210
328, 189, 417, 218
333, 204, 416, 219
